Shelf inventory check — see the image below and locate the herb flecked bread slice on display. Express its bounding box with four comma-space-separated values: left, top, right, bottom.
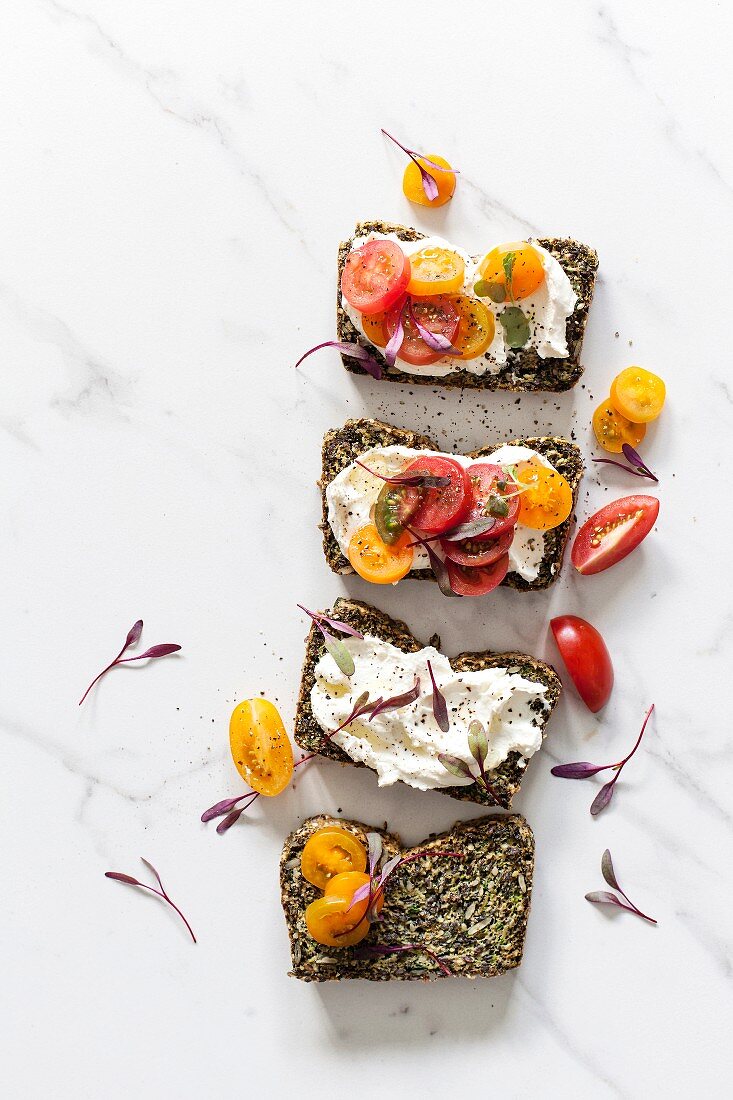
319, 417, 584, 591
295, 598, 561, 808
281, 813, 535, 982
337, 220, 598, 391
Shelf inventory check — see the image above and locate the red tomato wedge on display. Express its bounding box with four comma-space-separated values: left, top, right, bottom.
572, 495, 659, 575
341, 240, 411, 316
550, 615, 614, 712
402, 456, 471, 535
464, 463, 520, 540
385, 295, 459, 366
440, 527, 514, 568
446, 554, 509, 596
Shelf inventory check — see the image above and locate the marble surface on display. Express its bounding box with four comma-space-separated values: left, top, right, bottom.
2, 2, 732, 1097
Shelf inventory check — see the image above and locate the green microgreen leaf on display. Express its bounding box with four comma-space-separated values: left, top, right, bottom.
502, 251, 516, 302
488, 493, 510, 518
473, 279, 506, 303
467, 720, 488, 771
499, 306, 531, 349
325, 636, 355, 678
437, 753, 474, 780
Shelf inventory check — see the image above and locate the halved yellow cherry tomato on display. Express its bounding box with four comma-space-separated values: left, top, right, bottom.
348, 524, 414, 584
300, 828, 367, 890
361, 310, 388, 348
229, 699, 293, 796
403, 154, 456, 208
592, 398, 646, 453
407, 247, 465, 296
324, 871, 385, 922
449, 294, 495, 359
610, 367, 666, 423
514, 459, 573, 531
305, 894, 369, 947
478, 242, 545, 301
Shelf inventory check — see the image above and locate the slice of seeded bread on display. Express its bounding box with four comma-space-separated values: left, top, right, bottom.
319, 417, 584, 592
294, 598, 561, 809
337, 220, 598, 391
281, 812, 535, 981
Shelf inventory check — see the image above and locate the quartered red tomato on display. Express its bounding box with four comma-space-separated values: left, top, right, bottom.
463, 463, 520, 540
446, 554, 509, 596
440, 527, 514, 568
402, 456, 471, 534
385, 295, 459, 366
572, 495, 660, 575
550, 615, 614, 712
341, 240, 411, 316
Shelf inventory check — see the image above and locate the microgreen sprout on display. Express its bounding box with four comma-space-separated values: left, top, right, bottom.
427, 659, 449, 732
298, 604, 364, 678
347, 834, 464, 925
551, 704, 655, 815
79, 620, 181, 705
295, 340, 382, 380
438, 719, 504, 806
585, 849, 657, 924
354, 460, 450, 489
407, 527, 461, 597
105, 858, 196, 943
592, 443, 659, 482
381, 129, 459, 201
351, 942, 453, 976
385, 300, 406, 365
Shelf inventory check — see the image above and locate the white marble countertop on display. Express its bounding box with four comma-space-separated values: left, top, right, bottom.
3, 2, 731, 1097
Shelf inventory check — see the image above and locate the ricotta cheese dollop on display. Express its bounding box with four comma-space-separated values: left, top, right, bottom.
325, 444, 553, 582
310, 636, 549, 791
342, 233, 578, 377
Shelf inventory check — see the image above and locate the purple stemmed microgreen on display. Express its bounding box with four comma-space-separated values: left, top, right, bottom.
298, 604, 365, 678
295, 340, 383, 380
427, 659, 449, 732
368, 676, 421, 722
409, 302, 461, 357
381, 129, 459, 202
354, 459, 450, 489
105, 858, 196, 943
592, 443, 658, 483
351, 942, 453, 976
551, 704, 655, 816
385, 300, 406, 365
79, 620, 181, 705
407, 527, 460, 597
439, 719, 504, 806
585, 849, 657, 924
346, 836, 463, 926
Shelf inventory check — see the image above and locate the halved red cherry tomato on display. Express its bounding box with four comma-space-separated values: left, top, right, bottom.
403, 154, 456, 207
550, 615, 614, 713
402, 456, 471, 534
464, 463, 520, 540
440, 527, 514, 568
341, 240, 411, 316
571, 495, 660, 575
348, 524, 414, 584
446, 554, 509, 596
229, 699, 293, 797
385, 295, 459, 366
300, 827, 367, 890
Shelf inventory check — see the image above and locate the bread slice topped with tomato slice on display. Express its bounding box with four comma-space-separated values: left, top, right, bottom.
320, 418, 583, 594
337, 220, 598, 391
281, 813, 535, 982
295, 598, 561, 809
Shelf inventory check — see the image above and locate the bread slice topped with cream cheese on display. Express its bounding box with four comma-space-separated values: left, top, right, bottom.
281, 813, 535, 982
295, 598, 561, 808
337, 220, 598, 391
319, 418, 584, 594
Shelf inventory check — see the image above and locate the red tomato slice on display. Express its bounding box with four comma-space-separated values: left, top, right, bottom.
403, 456, 471, 535
341, 240, 411, 316
440, 527, 514, 568
385, 295, 459, 366
463, 463, 520, 540
446, 554, 509, 596
572, 495, 659, 576
550, 615, 614, 712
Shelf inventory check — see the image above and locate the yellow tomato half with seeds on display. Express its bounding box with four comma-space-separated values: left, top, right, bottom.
348, 523, 414, 584
610, 367, 666, 423
403, 154, 456, 207
515, 459, 573, 531
229, 699, 293, 796
478, 242, 545, 301
325, 871, 384, 922
449, 294, 496, 359
407, 247, 465, 296
301, 828, 367, 890
592, 399, 646, 453
305, 894, 369, 947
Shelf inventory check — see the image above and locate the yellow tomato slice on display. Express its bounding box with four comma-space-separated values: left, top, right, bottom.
478, 241, 545, 301
229, 699, 293, 797
515, 459, 573, 531
305, 894, 369, 947
361, 310, 388, 348
610, 367, 666, 423
324, 870, 384, 921
407, 247, 465, 296
348, 524, 414, 584
300, 828, 367, 890
402, 154, 456, 208
592, 398, 646, 453
449, 294, 495, 359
